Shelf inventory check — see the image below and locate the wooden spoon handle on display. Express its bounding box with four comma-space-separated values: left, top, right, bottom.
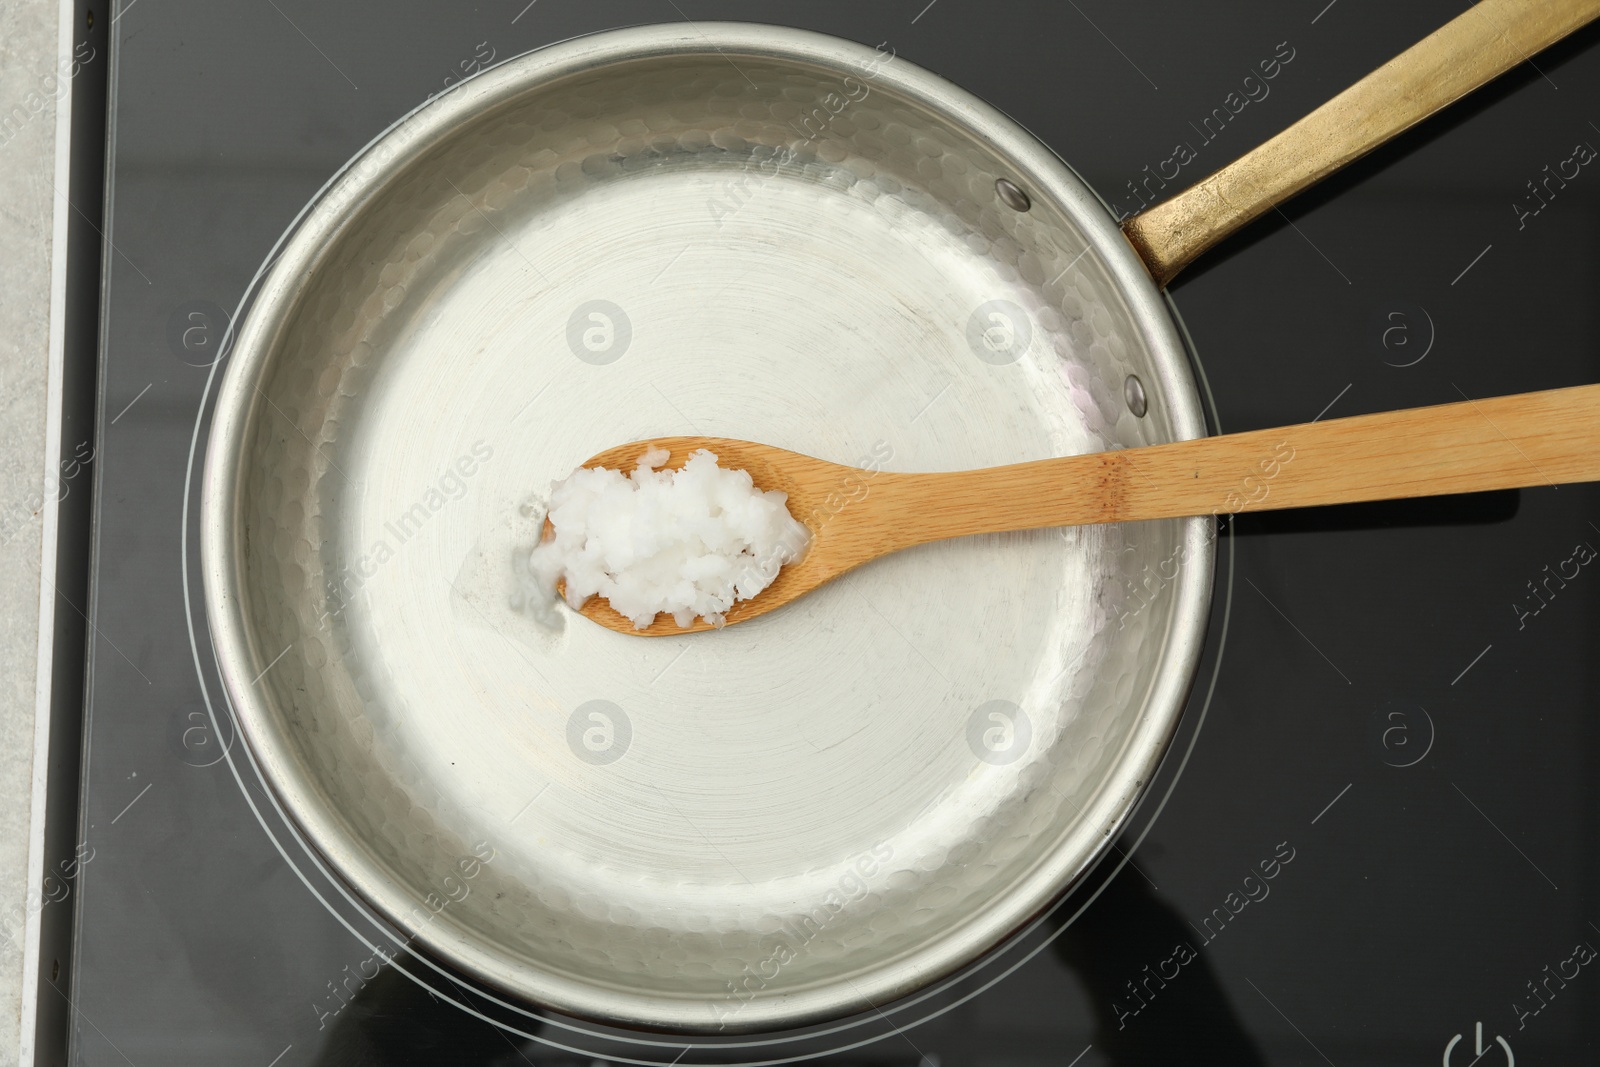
1122, 0, 1600, 287
878, 384, 1600, 545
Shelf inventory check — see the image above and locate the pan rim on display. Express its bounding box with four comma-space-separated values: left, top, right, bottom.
199, 20, 1215, 1033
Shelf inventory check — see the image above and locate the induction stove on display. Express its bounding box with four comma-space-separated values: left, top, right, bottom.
43, 1, 1600, 1063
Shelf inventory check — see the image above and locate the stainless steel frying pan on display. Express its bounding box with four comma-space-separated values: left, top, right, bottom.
200, 0, 1599, 1033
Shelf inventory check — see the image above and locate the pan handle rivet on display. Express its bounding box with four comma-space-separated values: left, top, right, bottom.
1124, 374, 1148, 418
995, 178, 1030, 212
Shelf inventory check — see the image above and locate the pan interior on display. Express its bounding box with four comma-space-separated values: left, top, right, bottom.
225, 37, 1204, 1030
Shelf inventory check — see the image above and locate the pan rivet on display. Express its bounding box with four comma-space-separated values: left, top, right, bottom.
1124, 374, 1148, 418
995, 178, 1030, 212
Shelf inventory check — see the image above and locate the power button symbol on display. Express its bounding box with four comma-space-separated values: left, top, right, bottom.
1444, 1022, 1512, 1066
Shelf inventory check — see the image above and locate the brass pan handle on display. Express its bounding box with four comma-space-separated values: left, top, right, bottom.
1122, 0, 1600, 287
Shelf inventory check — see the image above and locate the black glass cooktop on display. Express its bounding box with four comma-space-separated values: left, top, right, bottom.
65, 1, 1600, 1064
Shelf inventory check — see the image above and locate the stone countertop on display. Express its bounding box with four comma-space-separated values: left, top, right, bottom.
0, 0, 66, 1062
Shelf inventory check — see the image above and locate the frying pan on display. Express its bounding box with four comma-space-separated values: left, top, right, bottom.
200, 0, 1600, 1033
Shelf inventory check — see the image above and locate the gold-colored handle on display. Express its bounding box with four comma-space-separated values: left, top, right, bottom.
1121, 0, 1600, 287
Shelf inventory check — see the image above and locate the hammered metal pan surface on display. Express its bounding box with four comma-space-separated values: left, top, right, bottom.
201, 23, 1213, 1032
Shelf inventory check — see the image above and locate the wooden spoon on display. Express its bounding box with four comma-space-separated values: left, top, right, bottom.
560, 384, 1600, 636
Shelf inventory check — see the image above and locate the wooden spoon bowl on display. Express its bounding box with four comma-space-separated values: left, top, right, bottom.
554, 437, 873, 635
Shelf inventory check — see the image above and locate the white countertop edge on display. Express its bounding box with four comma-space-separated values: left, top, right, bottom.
20, 1, 77, 1060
